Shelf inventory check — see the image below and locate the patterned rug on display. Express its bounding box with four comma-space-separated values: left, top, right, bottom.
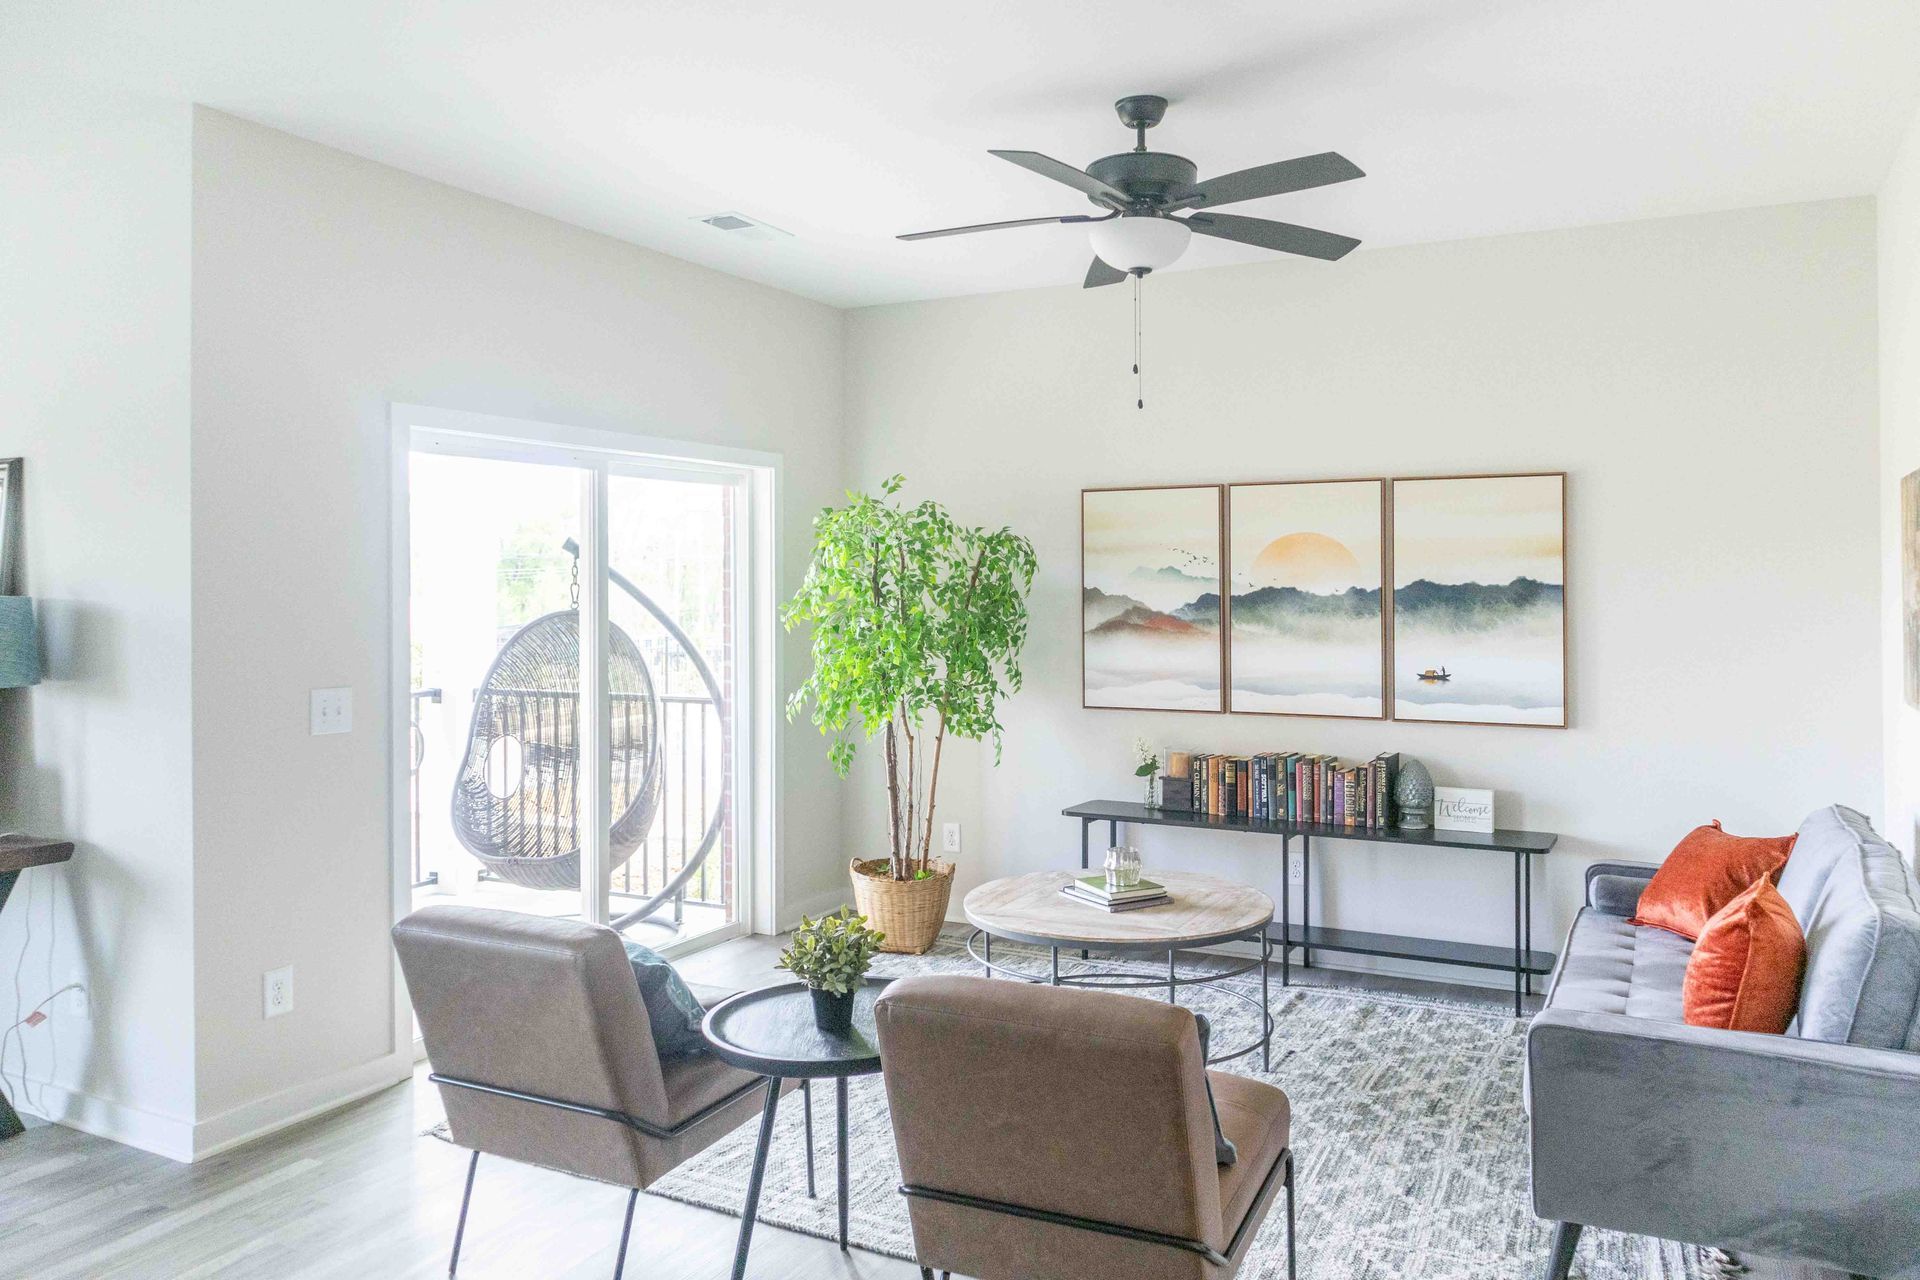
632, 938, 1728, 1280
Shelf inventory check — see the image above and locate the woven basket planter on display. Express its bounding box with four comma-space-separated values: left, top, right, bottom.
848, 857, 954, 955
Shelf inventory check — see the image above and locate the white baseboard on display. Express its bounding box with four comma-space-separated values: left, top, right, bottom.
189, 1050, 414, 1161
14, 1078, 197, 1162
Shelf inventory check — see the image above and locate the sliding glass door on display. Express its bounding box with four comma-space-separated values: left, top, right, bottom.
405, 429, 754, 953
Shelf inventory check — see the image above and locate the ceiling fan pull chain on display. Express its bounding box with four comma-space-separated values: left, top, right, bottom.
1133, 272, 1144, 410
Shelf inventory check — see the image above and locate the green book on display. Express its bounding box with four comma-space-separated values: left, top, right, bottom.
1076, 874, 1166, 900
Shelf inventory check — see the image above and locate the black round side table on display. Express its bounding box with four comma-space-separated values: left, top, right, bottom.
701, 977, 890, 1280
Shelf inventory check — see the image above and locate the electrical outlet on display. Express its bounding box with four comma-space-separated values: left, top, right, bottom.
942, 822, 961, 854
264, 966, 294, 1018
67, 975, 89, 1019
1287, 852, 1305, 885
310, 687, 352, 736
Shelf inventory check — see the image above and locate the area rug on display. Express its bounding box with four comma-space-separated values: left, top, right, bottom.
630, 938, 1731, 1279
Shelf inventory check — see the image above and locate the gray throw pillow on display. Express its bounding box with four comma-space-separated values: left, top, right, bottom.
1193, 1013, 1238, 1167
622, 939, 706, 1059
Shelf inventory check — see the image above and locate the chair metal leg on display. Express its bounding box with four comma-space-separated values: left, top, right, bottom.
802, 1078, 816, 1197
1284, 1148, 1297, 1280
612, 1187, 638, 1280
1542, 1221, 1583, 1280
918, 1270, 934, 1280
449, 1149, 480, 1276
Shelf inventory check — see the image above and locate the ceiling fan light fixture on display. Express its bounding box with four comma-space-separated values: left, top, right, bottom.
1089, 214, 1190, 274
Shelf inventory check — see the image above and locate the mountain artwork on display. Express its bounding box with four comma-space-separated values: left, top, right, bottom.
1081, 485, 1224, 711
1391, 474, 1566, 726
1227, 480, 1387, 717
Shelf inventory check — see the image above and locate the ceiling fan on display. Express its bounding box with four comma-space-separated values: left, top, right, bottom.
898, 94, 1366, 287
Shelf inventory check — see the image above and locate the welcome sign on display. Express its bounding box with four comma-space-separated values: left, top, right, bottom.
1434, 787, 1496, 833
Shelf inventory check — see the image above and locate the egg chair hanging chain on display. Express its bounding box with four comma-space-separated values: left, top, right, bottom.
569, 549, 580, 610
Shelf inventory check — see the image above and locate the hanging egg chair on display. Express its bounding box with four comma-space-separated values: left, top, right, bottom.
450, 609, 662, 892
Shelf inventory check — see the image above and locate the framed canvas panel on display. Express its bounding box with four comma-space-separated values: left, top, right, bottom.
1226, 479, 1387, 718
1905, 468, 1920, 708
1081, 484, 1224, 712
1391, 472, 1567, 727
0, 458, 19, 596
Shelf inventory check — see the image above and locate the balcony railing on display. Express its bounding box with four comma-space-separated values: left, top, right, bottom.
409, 687, 730, 917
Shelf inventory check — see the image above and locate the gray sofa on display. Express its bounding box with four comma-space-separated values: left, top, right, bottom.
1527, 805, 1920, 1280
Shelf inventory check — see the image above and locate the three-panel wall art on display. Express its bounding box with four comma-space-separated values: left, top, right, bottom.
1080, 473, 1566, 727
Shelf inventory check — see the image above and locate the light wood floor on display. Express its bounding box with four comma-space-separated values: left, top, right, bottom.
0, 930, 1829, 1280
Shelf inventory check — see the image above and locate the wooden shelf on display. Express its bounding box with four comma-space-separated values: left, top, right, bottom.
1063, 799, 1557, 856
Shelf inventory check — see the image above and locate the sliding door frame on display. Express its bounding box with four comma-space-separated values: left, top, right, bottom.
387, 405, 781, 1059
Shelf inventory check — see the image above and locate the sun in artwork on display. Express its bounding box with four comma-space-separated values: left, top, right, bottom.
1250, 531, 1364, 593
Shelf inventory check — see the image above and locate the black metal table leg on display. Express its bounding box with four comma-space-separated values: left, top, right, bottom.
835, 1077, 851, 1249
1524, 852, 1535, 997
1513, 851, 1524, 1018
730, 1076, 783, 1280
802, 1079, 815, 1197
982, 932, 992, 977
1167, 949, 1177, 1003
1050, 947, 1060, 985
1300, 835, 1313, 968
0, 870, 23, 1140
1080, 820, 1090, 959
1279, 837, 1291, 989
1261, 930, 1272, 1071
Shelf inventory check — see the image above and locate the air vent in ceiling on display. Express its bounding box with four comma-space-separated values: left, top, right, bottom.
694, 212, 791, 242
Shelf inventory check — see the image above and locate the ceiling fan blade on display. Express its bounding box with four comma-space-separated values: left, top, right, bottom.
989, 150, 1128, 206
1084, 257, 1127, 289
898, 213, 1100, 241
1172, 152, 1365, 209
1185, 212, 1360, 261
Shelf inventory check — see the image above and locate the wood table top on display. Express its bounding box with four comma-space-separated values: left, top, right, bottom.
0, 836, 74, 875
963, 869, 1274, 951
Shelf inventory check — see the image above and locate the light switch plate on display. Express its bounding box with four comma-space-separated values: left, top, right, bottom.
264, 966, 294, 1018
310, 687, 352, 735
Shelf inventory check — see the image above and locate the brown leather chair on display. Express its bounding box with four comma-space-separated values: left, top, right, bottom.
392, 905, 808, 1278
874, 975, 1296, 1280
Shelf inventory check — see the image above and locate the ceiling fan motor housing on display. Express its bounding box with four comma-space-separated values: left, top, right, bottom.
1085, 151, 1197, 207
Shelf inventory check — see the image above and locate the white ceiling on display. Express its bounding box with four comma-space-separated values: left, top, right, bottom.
9, 1, 1919, 308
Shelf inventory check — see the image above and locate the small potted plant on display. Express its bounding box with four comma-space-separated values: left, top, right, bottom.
776, 908, 885, 1032
784, 475, 1036, 954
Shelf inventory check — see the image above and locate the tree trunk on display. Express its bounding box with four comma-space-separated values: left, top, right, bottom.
882, 719, 904, 879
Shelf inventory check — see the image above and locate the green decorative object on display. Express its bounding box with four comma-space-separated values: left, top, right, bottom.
777, 908, 885, 1031
1395, 757, 1435, 830
783, 475, 1037, 883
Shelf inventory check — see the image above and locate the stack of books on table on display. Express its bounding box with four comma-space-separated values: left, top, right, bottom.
1061, 875, 1172, 912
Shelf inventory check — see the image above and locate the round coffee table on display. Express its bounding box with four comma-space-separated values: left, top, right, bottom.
702, 977, 891, 1280
963, 870, 1275, 1068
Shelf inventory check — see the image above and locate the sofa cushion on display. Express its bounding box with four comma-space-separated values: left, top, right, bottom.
1682, 877, 1806, 1034
1545, 908, 1693, 1023
1629, 821, 1796, 940
1777, 806, 1920, 1049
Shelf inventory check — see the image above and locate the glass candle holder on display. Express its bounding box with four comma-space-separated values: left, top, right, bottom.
1104, 845, 1143, 890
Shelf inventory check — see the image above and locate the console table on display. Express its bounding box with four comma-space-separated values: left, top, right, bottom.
0, 836, 74, 1139
1064, 800, 1557, 1016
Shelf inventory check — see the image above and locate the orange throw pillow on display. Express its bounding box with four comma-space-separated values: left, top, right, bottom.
1630, 821, 1795, 940
1682, 877, 1806, 1033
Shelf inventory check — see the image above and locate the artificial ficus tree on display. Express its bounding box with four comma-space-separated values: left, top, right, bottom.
783, 475, 1037, 882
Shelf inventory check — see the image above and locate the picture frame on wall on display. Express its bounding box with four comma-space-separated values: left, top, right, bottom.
1226, 478, 1387, 718
1081, 484, 1225, 712
1390, 472, 1567, 727
0, 458, 20, 596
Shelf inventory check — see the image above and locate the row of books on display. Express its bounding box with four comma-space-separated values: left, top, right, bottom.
1161, 750, 1402, 830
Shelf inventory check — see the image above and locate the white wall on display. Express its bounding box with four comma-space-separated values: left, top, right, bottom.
845, 199, 1882, 979
1882, 107, 1920, 862
183, 109, 845, 1151
0, 99, 199, 1155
